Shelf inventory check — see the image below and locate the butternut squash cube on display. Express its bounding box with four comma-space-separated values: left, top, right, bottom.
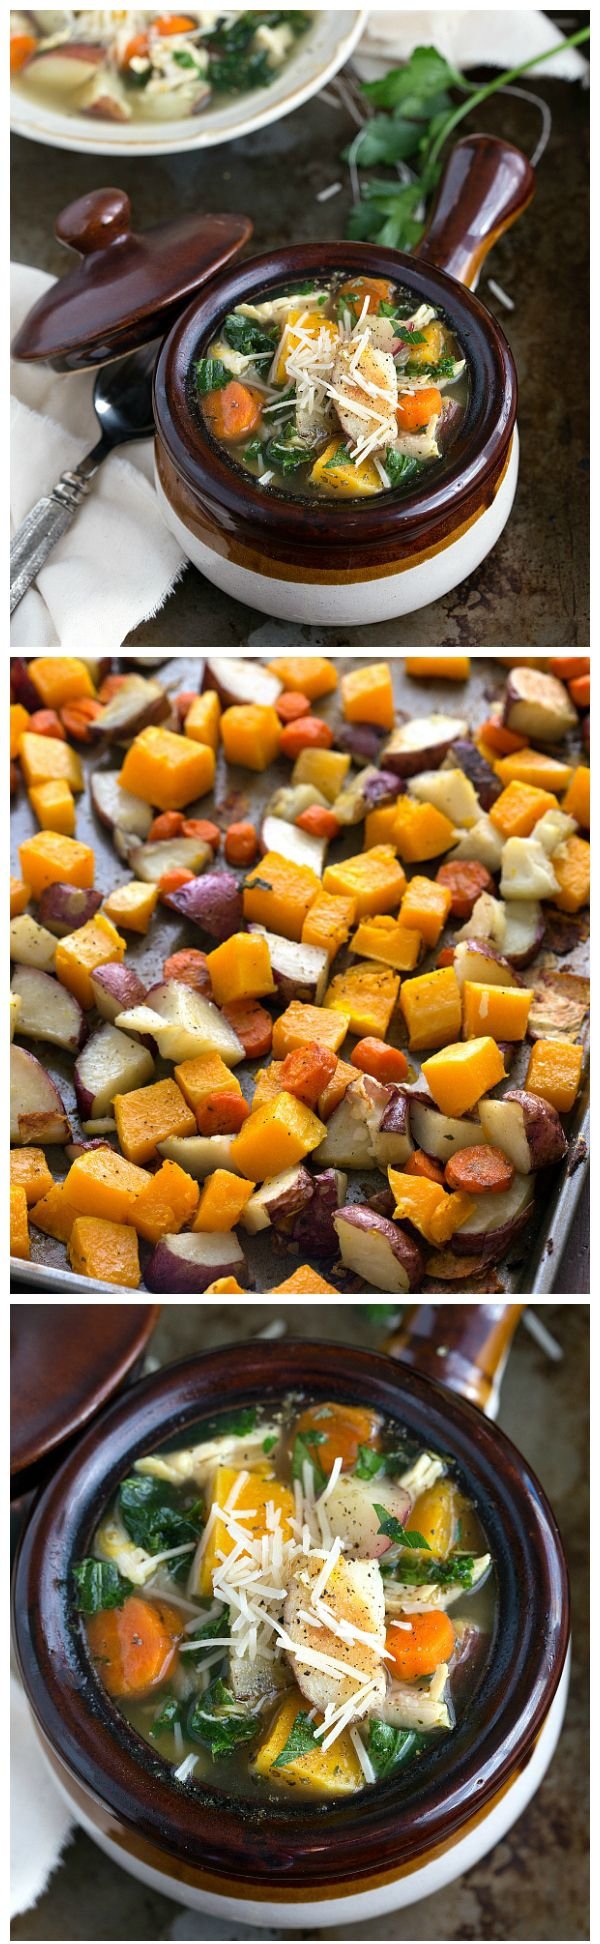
323, 845, 406, 918
251, 1689, 362, 1794
10, 1184, 30, 1260
400, 965, 462, 1051
271, 1267, 339, 1294
387, 1169, 474, 1246
551, 835, 590, 911
193, 1169, 255, 1233
231, 1092, 325, 1181
56, 912, 126, 1009
251, 1061, 284, 1111
204, 1278, 246, 1293
310, 441, 381, 497
272, 1002, 349, 1059
29, 657, 95, 707
114, 1078, 196, 1164
119, 724, 215, 811
341, 661, 395, 730
175, 1052, 241, 1117
184, 690, 221, 751
405, 657, 470, 681
525, 1039, 583, 1114
102, 881, 159, 934
292, 747, 350, 802
351, 915, 421, 972
220, 704, 281, 772
28, 779, 75, 836
68, 1215, 140, 1289
268, 656, 337, 700
19, 732, 83, 793
324, 963, 399, 1038
19, 831, 95, 897
206, 932, 275, 1006
65, 1149, 151, 1225
131, 1159, 199, 1244
364, 805, 398, 849
243, 852, 320, 941
494, 749, 573, 793
10, 877, 31, 918
422, 1037, 506, 1116
192, 1466, 295, 1596
30, 1181, 77, 1244
400, 876, 452, 947
561, 766, 590, 829
301, 891, 357, 963
10, 1147, 53, 1205
462, 981, 533, 1041
272, 309, 338, 385
411, 1479, 459, 1556
10, 703, 30, 756
392, 799, 455, 863
490, 781, 559, 839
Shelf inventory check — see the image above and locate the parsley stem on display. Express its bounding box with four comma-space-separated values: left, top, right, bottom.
424, 27, 590, 180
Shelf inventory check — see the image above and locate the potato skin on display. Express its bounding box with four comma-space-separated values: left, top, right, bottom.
501, 1088, 568, 1170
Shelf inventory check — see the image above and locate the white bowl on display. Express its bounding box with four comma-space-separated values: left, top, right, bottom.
10, 10, 367, 155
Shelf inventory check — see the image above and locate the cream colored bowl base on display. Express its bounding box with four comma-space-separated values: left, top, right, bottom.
45, 1644, 568, 1931
156, 430, 518, 627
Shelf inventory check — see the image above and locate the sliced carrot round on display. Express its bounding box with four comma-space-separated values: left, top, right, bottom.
444, 1145, 515, 1195
86, 1595, 182, 1699
386, 1609, 455, 1682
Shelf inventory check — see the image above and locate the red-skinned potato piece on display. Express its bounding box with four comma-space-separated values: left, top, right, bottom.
333, 1205, 424, 1293
445, 739, 502, 811
449, 1174, 534, 1260
292, 1168, 347, 1255
241, 1165, 314, 1235
203, 657, 281, 711
37, 884, 103, 937
381, 714, 468, 778
10, 966, 87, 1053
145, 1230, 249, 1293
164, 871, 243, 940
74, 1023, 154, 1121
90, 963, 148, 1022
10, 1043, 71, 1145
503, 668, 577, 742
477, 1090, 568, 1174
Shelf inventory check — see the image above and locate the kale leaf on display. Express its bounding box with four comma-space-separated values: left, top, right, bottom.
195, 357, 231, 394
72, 1559, 133, 1613
150, 1695, 183, 1739
118, 1475, 203, 1558
187, 1679, 258, 1759
223, 313, 277, 358
384, 450, 421, 489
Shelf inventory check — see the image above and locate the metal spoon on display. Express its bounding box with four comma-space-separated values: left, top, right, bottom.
10, 340, 158, 615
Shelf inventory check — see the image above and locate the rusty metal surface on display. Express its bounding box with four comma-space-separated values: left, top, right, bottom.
11, 655, 589, 1295
10, 70, 589, 648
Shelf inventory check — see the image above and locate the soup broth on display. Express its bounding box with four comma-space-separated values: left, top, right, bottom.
75, 1394, 494, 1802
195, 273, 469, 501
11, 10, 312, 124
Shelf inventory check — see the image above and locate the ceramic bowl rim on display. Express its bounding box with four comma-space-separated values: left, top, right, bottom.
12, 1340, 569, 1889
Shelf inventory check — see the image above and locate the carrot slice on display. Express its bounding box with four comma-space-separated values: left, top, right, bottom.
405, 1149, 445, 1186
203, 381, 263, 442
275, 691, 312, 724
549, 657, 589, 681
10, 33, 37, 73
162, 948, 212, 993
195, 1091, 250, 1136
291, 1402, 381, 1474
444, 1145, 515, 1194
279, 1042, 337, 1108
295, 805, 340, 840
86, 1595, 181, 1699
279, 717, 334, 759
569, 675, 590, 707
351, 1039, 409, 1085
158, 866, 195, 894
221, 998, 273, 1058
477, 718, 528, 755
396, 387, 442, 432
224, 822, 258, 866
435, 860, 495, 919
181, 818, 220, 846
60, 699, 103, 742
386, 1610, 455, 1681
28, 709, 66, 740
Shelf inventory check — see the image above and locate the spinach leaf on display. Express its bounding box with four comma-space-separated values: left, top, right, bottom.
291, 1430, 327, 1496
150, 1695, 183, 1739
323, 443, 352, 472
72, 1559, 133, 1613
192, 1406, 258, 1439
223, 313, 277, 358
195, 358, 231, 394
384, 450, 421, 489
373, 1505, 431, 1549
187, 1679, 257, 1759
367, 1720, 428, 1777
118, 1475, 203, 1557
394, 326, 426, 346
273, 1710, 319, 1768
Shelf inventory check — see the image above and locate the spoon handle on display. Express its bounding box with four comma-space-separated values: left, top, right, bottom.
10, 445, 106, 615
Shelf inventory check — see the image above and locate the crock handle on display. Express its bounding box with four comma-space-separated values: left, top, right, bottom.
413, 134, 535, 290
384, 1304, 525, 1415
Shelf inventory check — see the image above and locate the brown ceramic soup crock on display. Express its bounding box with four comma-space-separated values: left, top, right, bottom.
13, 1331, 569, 1929
153, 134, 535, 624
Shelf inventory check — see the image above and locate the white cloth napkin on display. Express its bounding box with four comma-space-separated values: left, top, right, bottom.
11, 261, 185, 649
354, 9, 589, 81
11, 1672, 75, 1917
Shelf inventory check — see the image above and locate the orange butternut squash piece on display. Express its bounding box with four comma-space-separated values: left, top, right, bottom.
317, 1056, 356, 1121
301, 890, 357, 963
206, 932, 275, 1006
175, 1052, 242, 1117
561, 766, 590, 828
494, 749, 573, 793
392, 800, 456, 863
551, 835, 590, 911
132, 1159, 199, 1243
387, 1168, 474, 1246
10, 877, 31, 917
489, 781, 559, 839
525, 1039, 583, 1114
18, 831, 94, 898
30, 1181, 77, 1244
10, 703, 30, 756
323, 845, 406, 918
28, 779, 75, 836
230, 1092, 325, 1181
114, 1078, 196, 1164
400, 966, 462, 1051
29, 657, 95, 708
252, 1688, 361, 1794
68, 1216, 140, 1288
119, 725, 215, 811
56, 912, 126, 1009
271, 1267, 339, 1294
340, 662, 395, 731
268, 657, 337, 701
272, 1002, 349, 1059
10, 1147, 54, 1205
324, 963, 399, 1039
363, 805, 398, 849
65, 1149, 151, 1224
462, 982, 533, 1042
251, 1060, 284, 1111
103, 881, 158, 934
405, 658, 470, 681
19, 732, 83, 793
184, 690, 221, 751
193, 1169, 255, 1233
243, 852, 320, 941
195, 1467, 295, 1595
422, 1037, 506, 1117
351, 915, 421, 972
10, 1183, 30, 1260
411, 1479, 459, 1556
400, 876, 452, 947
204, 1278, 246, 1293
220, 704, 281, 772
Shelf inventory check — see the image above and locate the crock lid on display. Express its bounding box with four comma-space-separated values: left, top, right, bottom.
11, 187, 252, 372
10, 1302, 159, 1494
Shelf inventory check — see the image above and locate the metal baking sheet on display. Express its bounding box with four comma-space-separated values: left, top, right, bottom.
11, 654, 589, 1296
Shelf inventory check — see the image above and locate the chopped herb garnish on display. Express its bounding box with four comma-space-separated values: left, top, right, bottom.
273, 1710, 320, 1767
195, 357, 231, 394
405, 355, 455, 379
394, 326, 427, 345
187, 1679, 257, 1759
386, 1552, 476, 1588
292, 1429, 327, 1496
373, 1505, 431, 1549
265, 434, 314, 474
72, 1559, 133, 1613
242, 437, 264, 464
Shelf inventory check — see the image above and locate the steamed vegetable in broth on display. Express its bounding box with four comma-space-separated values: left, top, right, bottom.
196, 274, 468, 500
10, 11, 312, 124
75, 1395, 493, 1799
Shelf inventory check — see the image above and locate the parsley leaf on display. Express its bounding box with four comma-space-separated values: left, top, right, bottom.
383, 1552, 476, 1588
373, 1505, 431, 1549
72, 1559, 133, 1613
323, 442, 352, 471
273, 1710, 320, 1768
292, 1430, 327, 1496
262, 1434, 278, 1454
354, 1445, 386, 1481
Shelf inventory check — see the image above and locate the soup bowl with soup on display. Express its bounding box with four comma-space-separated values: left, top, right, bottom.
13, 1332, 569, 1928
